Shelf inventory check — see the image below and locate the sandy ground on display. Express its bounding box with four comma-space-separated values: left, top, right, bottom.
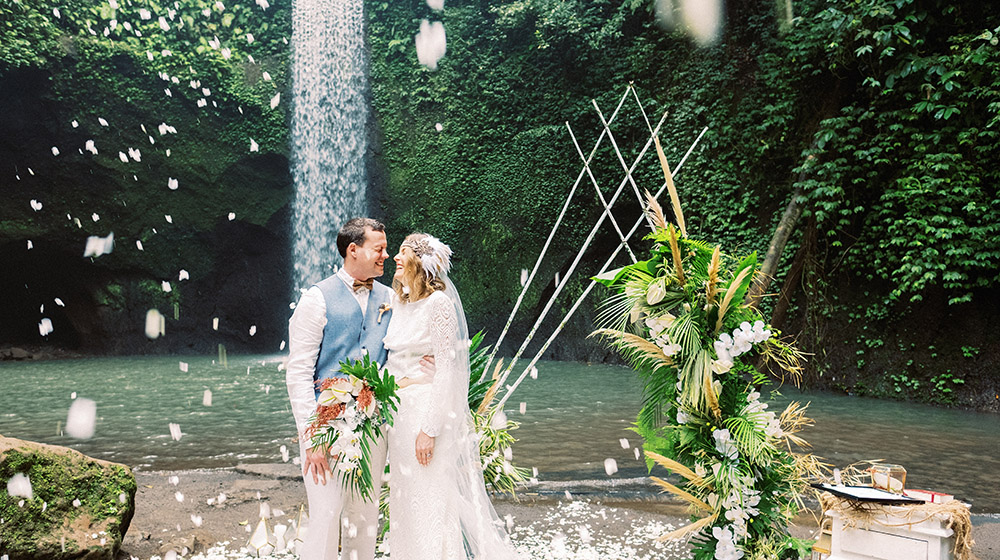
121, 464, 1000, 560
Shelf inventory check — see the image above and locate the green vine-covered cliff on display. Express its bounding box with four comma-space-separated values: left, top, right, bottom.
1, 0, 997, 410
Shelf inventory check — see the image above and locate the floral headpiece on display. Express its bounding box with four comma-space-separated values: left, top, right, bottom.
402, 234, 452, 279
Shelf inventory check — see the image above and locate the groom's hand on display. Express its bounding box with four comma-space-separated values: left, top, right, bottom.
419, 355, 436, 377
416, 431, 435, 466
304, 445, 333, 485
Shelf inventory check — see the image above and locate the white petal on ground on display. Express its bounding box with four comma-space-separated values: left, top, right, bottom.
221, 48, 232, 60
203, 389, 212, 406
51, 146, 60, 156
415, 19, 447, 70
135, 240, 144, 251
249, 325, 257, 336
270, 93, 280, 109
38, 318, 53, 336
249, 138, 259, 152
169, 475, 179, 485
83, 232, 114, 257
30, 199, 43, 211
619, 438, 630, 449
144, 309, 163, 339
174, 491, 184, 503
191, 514, 203, 527
604, 458, 619, 476
7, 473, 33, 500
66, 398, 97, 440
169, 423, 183, 441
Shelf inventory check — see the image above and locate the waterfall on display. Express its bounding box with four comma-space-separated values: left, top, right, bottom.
290, 0, 370, 291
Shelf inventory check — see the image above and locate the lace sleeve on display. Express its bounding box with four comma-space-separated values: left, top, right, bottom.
421, 291, 460, 437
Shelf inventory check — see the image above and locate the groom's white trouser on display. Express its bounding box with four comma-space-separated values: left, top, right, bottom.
298, 432, 387, 560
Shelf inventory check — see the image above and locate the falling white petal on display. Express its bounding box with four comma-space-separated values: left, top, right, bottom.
158, 16, 170, 31
66, 398, 97, 440
169, 423, 183, 441
249, 138, 259, 152
135, 240, 143, 251
249, 325, 257, 336
213, 317, 219, 330
262, 71, 272, 82
71, 120, 79, 128
179, 269, 190, 281
52, 7, 61, 18
280, 445, 289, 462
435, 122, 443, 132
161, 281, 172, 293
118, 152, 128, 163
415, 19, 447, 70
144, 309, 163, 339
99, 117, 109, 126
203, 389, 213, 406
256, 0, 269, 8
91, 213, 100, 222
83, 232, 115, 257
426, 0, 444, 10
165, 215, 172, 223
167, 177, 179, 190
7, 473, 33, 500
279, 340, 286, 351
228, 212, 236, 221
30, 199, 43, 211
270, 93, 280, 109
85, 140, 97, 154
51, 147, 60, 156
604, 458, 618, 476
634, 447, 641, 460
519, 402, 526, 414
73, 498, 82, 507
139, 8, 151, 19
529, 366, 538, 379
38, 318, 53, 336
179, 361, 189, 373
27, 240, 33, 249
619, 438, 630, 449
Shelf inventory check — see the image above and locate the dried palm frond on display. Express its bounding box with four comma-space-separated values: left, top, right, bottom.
476, 359, 505, 415
653, 135, 686, 238
650, 476, 712, 512
714, 267, 751, 333
656, 511, 719, 542
778, 401, 814, 449
678, 349, 712, 414
704, 366, 722, 420
668, 224, 685, 285
646, 451, 709, 487
645, 189, 668, 231
705, 246, 721, 305
758, 336, 807, 385
589, 329, 674, 372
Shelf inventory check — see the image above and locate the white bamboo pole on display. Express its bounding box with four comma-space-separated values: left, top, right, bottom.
592, 99, 650, 221
494, 110, 671, 389
496, 126, 709, 409
481, 87, 632, 379
565, 122, 638, 264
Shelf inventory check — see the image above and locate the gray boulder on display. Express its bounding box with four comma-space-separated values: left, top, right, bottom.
0, 435, 136, 559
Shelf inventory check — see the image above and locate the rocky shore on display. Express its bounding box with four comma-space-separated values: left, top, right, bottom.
121, 463, 1000, 560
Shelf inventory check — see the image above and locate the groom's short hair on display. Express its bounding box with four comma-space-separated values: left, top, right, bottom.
337, 217, 385, 258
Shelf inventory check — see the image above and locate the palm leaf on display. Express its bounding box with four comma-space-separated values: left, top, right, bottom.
678, 349, 712, 414
653, 135, 686, 238
705, 247, 721, 305
668, 224, 686, 284
666, 313, 699, 357
645, 189, 669, 231
724, 413, 775, 466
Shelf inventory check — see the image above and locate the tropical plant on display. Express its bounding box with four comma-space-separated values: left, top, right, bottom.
593, 193, 822, 560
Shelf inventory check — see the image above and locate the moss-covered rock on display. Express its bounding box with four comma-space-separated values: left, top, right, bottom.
0, 435, 136, 560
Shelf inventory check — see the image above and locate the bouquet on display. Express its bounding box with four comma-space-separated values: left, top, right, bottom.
304, 354, 399, 500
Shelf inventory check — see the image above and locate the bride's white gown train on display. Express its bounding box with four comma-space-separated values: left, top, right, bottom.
383, 290, 521, 560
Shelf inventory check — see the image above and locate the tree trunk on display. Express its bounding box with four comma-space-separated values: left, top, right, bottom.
769, 217, 815, 329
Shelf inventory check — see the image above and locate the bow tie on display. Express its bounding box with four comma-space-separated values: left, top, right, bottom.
352, 278, 374, 293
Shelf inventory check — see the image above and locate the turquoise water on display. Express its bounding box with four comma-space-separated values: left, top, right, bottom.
1, 356, 998, 511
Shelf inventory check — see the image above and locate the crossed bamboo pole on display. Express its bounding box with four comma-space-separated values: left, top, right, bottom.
493, 96, 708, 407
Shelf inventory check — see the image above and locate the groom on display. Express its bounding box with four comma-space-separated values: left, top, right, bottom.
286, 217, 394, 560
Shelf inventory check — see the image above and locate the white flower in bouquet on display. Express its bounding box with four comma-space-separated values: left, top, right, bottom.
656, 335, 682, 356
711, 358, 733, 374
644, 313, 675, 336
646, 277, 666, 305
711, 526, 744, 560
319, 377, 357, 404
712, 428, 738, 461
677, 409, 691, 424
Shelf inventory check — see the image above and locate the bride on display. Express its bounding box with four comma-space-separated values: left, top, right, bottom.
382, 233, 522, 560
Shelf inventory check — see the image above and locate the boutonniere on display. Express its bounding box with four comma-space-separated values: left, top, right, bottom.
377, 303, 391, 324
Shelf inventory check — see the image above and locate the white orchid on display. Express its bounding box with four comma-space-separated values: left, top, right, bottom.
712, 429, 738, 461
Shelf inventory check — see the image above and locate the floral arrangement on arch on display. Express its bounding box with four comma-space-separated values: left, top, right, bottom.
305, 354, 399, 501
593, 193, 822, 560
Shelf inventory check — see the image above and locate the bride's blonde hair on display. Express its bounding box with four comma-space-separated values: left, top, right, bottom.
394, 233, 446, 303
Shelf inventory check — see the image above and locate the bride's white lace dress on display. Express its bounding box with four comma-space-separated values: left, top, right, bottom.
383, 290, 521, 560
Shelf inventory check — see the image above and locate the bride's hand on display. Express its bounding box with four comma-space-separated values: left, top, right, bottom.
415, 430, 435, 466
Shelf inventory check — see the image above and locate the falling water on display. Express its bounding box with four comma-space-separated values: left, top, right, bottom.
290, 0, 370, 290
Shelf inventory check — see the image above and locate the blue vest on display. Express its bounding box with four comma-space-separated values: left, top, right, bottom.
312, 275, 393, 397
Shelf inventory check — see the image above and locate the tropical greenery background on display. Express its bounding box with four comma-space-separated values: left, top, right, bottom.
1, 0, 997, 410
